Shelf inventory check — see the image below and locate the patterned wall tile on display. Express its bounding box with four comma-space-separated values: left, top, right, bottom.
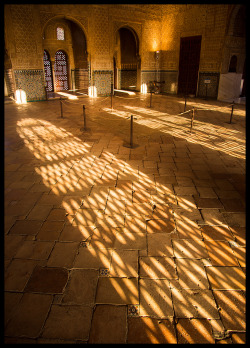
14, 70, 46, 101
93, 70, 113, 96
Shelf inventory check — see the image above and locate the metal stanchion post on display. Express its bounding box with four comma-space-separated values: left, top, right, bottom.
130, 115, 133, 148
83, 105, 86, 130
60, 97, 63, 118
184, 95, 187, 112
150, 91, 152, 108
190, 108, 195, 133
229, 101, 234, 124
111, 83, 113, 110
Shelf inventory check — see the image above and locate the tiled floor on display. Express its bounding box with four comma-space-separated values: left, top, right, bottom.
5, 92, 245, 343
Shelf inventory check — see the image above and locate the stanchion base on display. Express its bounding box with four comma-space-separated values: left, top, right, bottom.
123, 142, 139, 149
80, 127, 91, 132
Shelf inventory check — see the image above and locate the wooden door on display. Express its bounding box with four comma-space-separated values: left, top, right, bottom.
54, 50, 69, 91
178, 36, 202, 95
43, 50, 53, 92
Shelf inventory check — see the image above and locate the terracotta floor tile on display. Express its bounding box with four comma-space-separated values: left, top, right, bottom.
204, 240, 239, 266
172, 239, 209, 259
200, 224, 234, 241
114, 230, 147, 250
24, 266, 68, 293
61, 269, 98, 305
14, 240, 54, 260
88, 305, 127, 343
8, 219, 43, 236
147, 233, 173, 256
41, 304, 93, 340
95, 277, 138, 305
46, 208, 67, 221
200, 209, 227, 225
90, 227, 117, 249
174, 208, 202, 221
194, 197, 223, 209
26, 204, 53, 220
127, 317, 177, 343
140, 256, 177, 279
206, 266, 245, 290
5, 293, 53, 338
222, 212, 246, 227
36, 221, 65, 241
5, 259, 38, 291
229, 226, 245, 246
146, 218, 175, 233
73, 246, 112, 269
139, 278, 174, 318
231, 246, 245, 267
176, 318, 215, 343
47, 242, 79, 268
220, 198, 245, 212
175, 219, 203, 239
110, 250, 138, 277
171, 289, 219, 319
175, 258, 210, 289
174, 186, 198, 196
59, 224, 94, 242
4, 234, 26, 260
4, 292, 23, 326
213, 290, 245, 331
196, 186, 218, 198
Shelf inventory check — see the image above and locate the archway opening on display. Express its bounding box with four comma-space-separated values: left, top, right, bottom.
42, 17, 88, 94
118, 27, 139, 92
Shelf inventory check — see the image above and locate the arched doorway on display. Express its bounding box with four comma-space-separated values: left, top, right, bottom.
117, 27, 140, 91
42, 17, 89, 94
54, 50, 69, 91
43, 50, 53, 92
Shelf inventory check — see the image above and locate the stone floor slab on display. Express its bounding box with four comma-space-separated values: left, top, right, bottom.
61, 269, 98, 305
47, 242, 79, 268
206, 266, 245, 290
5, 293, 53, 338
88, 305, 127, 343
41, 304, 93, 340
110, 249, 138, 277
176, 318, 215, 344
176, 258, 210, 289
212, 290, 245, 331
171, 288, 219, 319
204, 240, 239, 266
127, 316, 177, 343
95, 277, 138, 304
24, 266, 68, 293
139, 278, 174, 318
139, 256, 177, 279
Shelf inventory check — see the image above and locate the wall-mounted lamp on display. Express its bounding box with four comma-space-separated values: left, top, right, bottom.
155, 51, 160, 60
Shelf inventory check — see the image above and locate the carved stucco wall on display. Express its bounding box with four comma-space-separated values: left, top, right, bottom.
4, 4, 245, 99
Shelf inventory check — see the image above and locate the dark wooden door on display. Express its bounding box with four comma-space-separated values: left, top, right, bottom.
178, 36, 202, 95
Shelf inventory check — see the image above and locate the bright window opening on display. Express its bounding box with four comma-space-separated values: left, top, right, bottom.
57, 27, 65, 40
